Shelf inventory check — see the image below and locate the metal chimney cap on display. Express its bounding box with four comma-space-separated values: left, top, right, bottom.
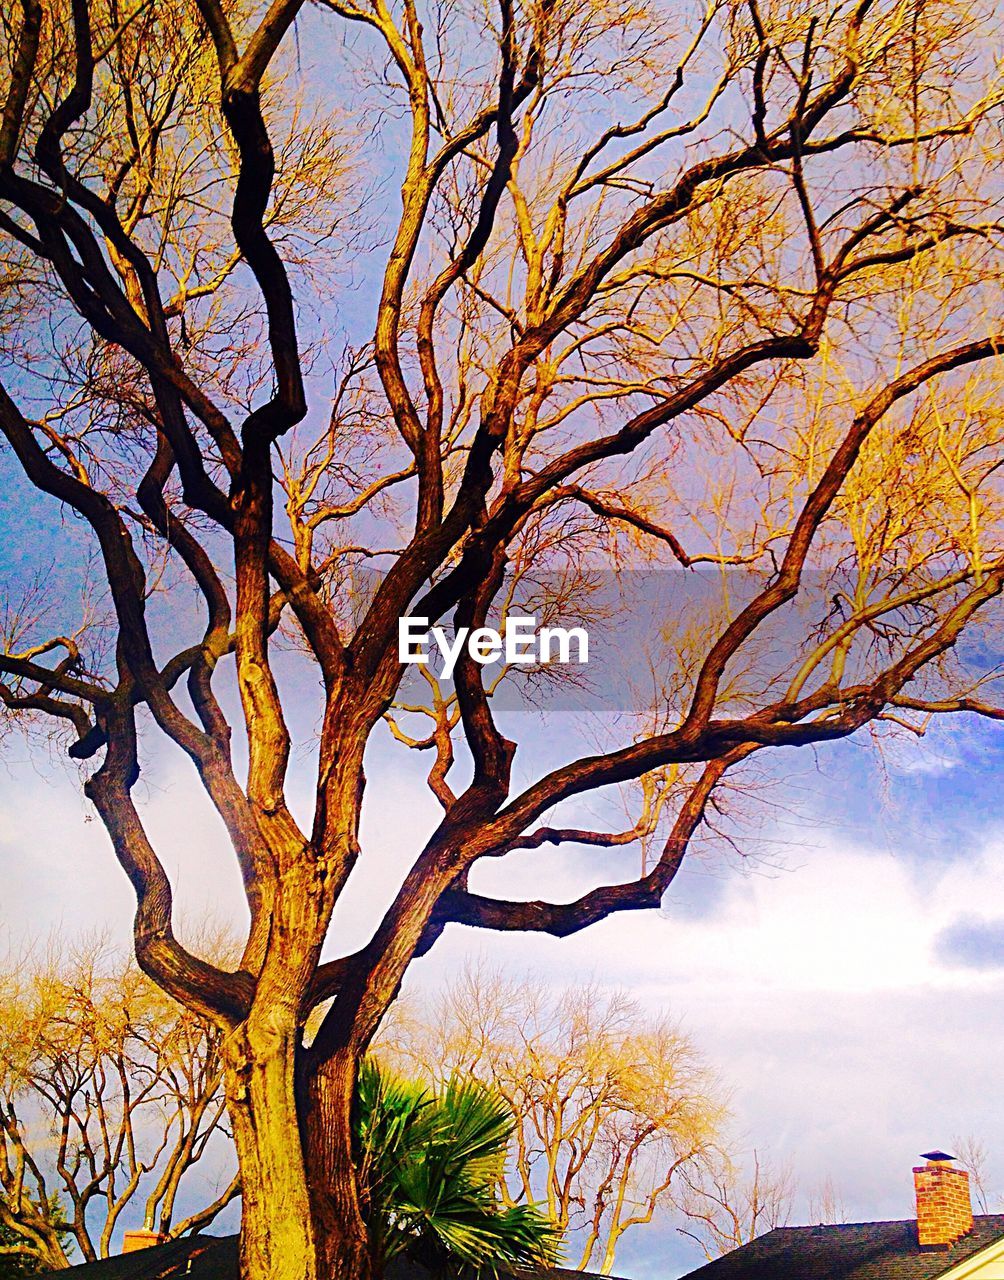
920, 1151, 956, 1163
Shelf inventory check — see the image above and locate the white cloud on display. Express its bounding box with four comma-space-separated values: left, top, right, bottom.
0, 766, 135, 948
3, 751, 1003, 1270
452, 827, 1004, 997
408, 829, 1004, 1238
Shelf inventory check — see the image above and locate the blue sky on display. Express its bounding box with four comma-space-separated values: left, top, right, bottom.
2, 672, 1002, 1275
2, 5, 1003, 1269
2, 461, 1003, 1273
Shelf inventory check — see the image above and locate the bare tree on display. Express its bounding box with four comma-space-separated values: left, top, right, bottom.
378, 966, 726, 1273
679, 1150, 794, 1259
0, 936, 238, 1270
952, 1135, 997, 1215
0, 0, 1003, 1276
807, 1175, 847, 1226
0, 1210, 60, 1278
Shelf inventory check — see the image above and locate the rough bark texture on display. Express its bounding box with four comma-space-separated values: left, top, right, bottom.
302, 1056, 373, 1280
226, 1024, 320, 1280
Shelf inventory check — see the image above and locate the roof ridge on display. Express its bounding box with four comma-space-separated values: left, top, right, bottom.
773, 1214, 1004, 1232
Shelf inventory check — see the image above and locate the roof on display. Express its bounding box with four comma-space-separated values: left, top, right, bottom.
39, 1234, 627, 1280
679, 1215, 1004, 1280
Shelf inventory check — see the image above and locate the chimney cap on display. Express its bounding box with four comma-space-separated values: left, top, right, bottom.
920, 1151, 957, 1163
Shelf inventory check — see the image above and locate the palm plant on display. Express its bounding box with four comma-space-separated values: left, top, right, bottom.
355, 1059, 560, 1278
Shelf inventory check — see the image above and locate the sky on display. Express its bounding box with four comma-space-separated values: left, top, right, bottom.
1, 688, 1002, 1278
1, 440, 1002, 1278
2, 4, 1003, 1274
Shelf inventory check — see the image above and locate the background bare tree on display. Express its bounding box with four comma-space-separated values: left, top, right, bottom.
0, 1212, 62, 1279
1, 0, 1003, 1275
678, 1150, 794, 1259
378, 966, 726, 1274
953, 1135, 998, 1215
807, 1175, 847, 1227
0, 935, 238, 1270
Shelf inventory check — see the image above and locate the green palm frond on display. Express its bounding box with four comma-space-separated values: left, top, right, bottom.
354, 1059, 561, 1277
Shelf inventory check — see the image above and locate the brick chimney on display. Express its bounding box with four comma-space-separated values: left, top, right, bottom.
122, 1229, 166, 1253
914, 1151, 973, 1249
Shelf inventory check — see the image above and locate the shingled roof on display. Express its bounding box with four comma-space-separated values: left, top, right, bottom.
39, 1233, 626, 1280
679, 1215, 1004, 1280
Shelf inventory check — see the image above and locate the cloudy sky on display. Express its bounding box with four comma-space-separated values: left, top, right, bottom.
2, 667, 1002, 1277
1, 7, 1001, 1263
1, 375, 1001, 1279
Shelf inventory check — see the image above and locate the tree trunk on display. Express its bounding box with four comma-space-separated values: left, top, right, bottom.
224, 1019, 323, 1280
301, 1051, 373, 1280
224, 1019, 373, 1280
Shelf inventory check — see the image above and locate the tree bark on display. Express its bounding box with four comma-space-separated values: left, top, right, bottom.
224, 1018, 323, 1280
301, 1051, 373, 1280
224, 1017, 373, 1280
